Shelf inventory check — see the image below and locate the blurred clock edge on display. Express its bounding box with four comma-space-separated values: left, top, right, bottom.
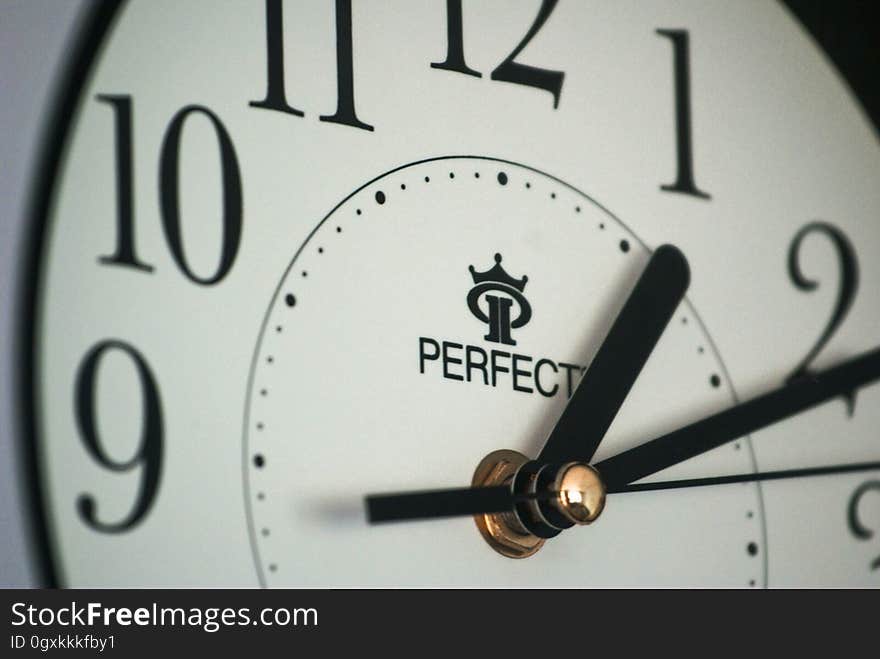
782, 0, 880, 138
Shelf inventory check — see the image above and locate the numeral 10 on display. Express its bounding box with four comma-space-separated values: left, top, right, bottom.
96, 95, 242, 285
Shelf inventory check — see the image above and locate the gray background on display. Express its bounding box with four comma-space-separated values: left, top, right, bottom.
1, 0, 88, 587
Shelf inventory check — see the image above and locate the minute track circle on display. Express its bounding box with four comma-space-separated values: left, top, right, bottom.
242, 156, 766, 587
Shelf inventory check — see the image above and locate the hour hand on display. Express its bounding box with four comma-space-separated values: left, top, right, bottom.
366, 485, 514, 523
537, 244, 690, 464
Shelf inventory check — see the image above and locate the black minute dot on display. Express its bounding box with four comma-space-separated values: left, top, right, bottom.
356, 209, 361, 215
276, 326, 282, 333
257, 492, 265, 501
497, 172, 508, 185
253, 454, 265, 468
619, 239, 630, 253
525, 182, 531, 189
266, 356, 274, 364
599, 223, 605, 230
747, 542, 759, 556
269, 564, 277, 572
749, 580, 756, 587
260, 389, 267, 397
449, 172, 455, 179
474, 172, 480, 179
710, 374, 721, 388
424, 176, 430, 183
375, 191, 386, 204
285, 294, 296, 307
575, 206, 581, 213
256, 422, 264, 430
400, 183, 406, 190
262, 528, 270, 537
318, 247, 324, 254
550, 192, 556, 199
336, 226, 342, 233
301, 271, 307, 278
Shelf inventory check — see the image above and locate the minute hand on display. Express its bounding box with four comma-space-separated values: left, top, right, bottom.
537, 244, 689, 464
595, 346, 880, 491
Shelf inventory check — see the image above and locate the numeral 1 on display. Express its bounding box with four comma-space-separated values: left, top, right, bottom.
431, 0, 481, 78
96, 95, 154, 272
657, 29, 710, 200
320, 0, 374, 131
249, 0, 304, 116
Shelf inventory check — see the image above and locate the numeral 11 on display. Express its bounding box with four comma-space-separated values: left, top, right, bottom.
250, 0, 373, 131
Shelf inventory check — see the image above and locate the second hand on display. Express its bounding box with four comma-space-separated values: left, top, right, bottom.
607, 460, 880, 494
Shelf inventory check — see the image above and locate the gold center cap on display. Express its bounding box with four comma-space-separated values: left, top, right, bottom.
552, 462, 606, 525
472, 452, 607, 559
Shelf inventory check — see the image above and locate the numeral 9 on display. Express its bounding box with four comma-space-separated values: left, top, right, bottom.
75, 340, 163, 533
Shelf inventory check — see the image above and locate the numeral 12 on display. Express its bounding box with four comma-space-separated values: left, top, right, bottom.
433, 0, 565, 108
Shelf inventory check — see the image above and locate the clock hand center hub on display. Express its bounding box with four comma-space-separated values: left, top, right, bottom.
471, 450, 607, 559
553, 462, 607, 525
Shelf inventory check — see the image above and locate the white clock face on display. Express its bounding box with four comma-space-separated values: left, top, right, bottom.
29, 0, 880, 587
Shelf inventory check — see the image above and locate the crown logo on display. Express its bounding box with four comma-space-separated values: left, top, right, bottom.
468, 253, 528, 293
466, 254, 531, 346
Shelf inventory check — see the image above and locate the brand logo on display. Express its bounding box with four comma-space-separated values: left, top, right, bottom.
417, 253, 586, 399
467, 253, 531, 346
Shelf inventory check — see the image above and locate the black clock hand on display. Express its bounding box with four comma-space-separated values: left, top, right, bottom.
608, 460, 880, 493
367, 458, 880, 523
537, 243, 690, 464
367, 461, 605, 526
367, 346, 880, 524
368, 245, 687, 526
368, 485, 530, 523
596, 345, 880, 491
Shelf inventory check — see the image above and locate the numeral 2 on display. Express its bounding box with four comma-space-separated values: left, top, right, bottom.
785, 222, 859, 415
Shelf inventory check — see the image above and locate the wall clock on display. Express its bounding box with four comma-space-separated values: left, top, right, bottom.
18, 0, 880, 586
